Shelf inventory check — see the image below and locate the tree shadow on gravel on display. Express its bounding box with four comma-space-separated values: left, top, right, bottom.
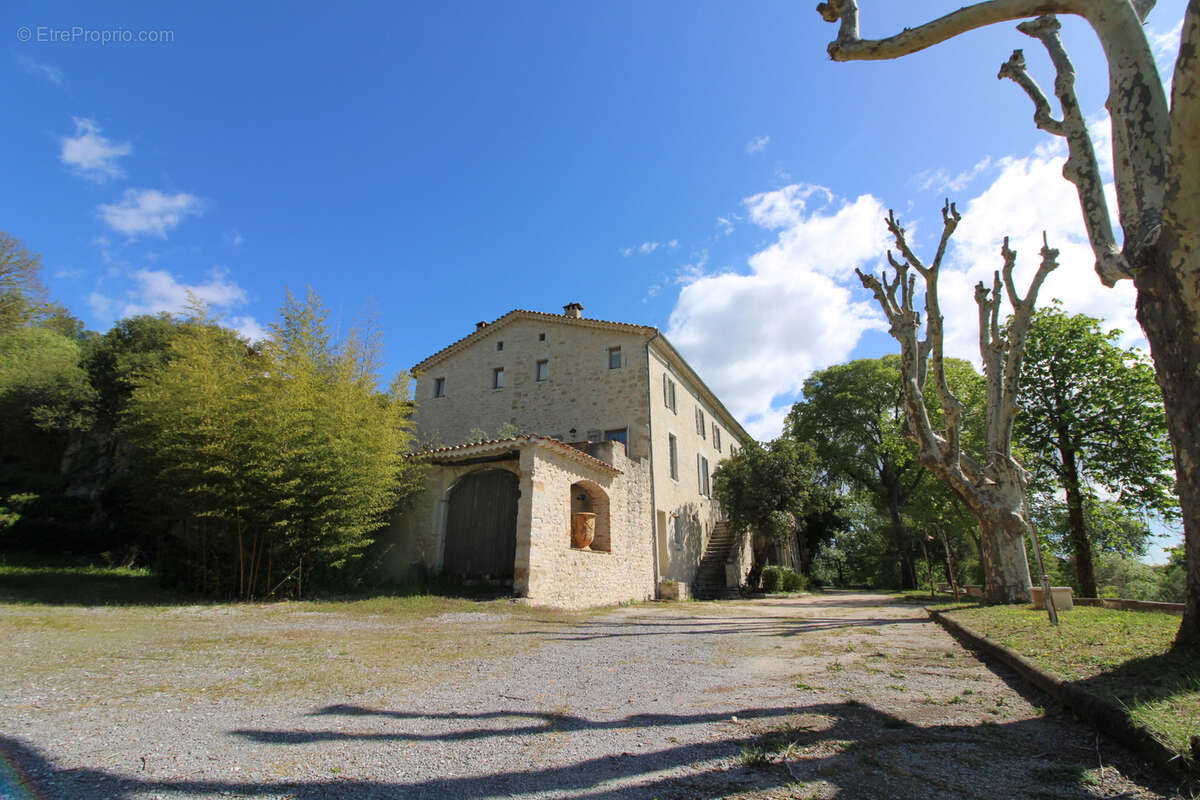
1, 700, 1178, 799
516, 614, 926, 642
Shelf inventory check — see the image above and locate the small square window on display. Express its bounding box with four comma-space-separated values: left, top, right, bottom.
608, 346, 622, 369
492, 367, 505, 389
497, 340, 504, 351
433, 377, 445, 398
536, 359, 549, 381
538, 332, 546, 341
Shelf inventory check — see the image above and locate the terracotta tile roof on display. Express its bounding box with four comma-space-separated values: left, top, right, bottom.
408, 307, 752, 446
410, 309, 656, 373
408, 434, 623, 475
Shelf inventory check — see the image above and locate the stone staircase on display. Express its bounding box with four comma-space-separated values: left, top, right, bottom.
692, 522, 741, 600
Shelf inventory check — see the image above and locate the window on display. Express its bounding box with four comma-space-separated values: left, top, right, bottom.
433, 377, 445, 398
538, 332, 546, 341
672, 514, 684, 548
729, 444, 739, 458
536, 359, 549, 381
604, 428, 627, 445
496, 340, 504, 351
698, 454, 710, 497
662, 374, 676, 412
668, 434, 679, 480
696, 407, 706, 439
492, 367, 505, 389
608, 346, 622, 369
712, 424, 721, 451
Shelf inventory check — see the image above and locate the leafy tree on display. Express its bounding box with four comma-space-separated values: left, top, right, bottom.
788, 355, 983, 589
121, 292, 420, 599
1016, 305, 1176, 597
712, 437, 838, 574
83, 313, 187, 431
814, 0, 1200, 642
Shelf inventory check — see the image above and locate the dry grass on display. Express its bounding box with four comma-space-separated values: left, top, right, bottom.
0, 594, 587, 705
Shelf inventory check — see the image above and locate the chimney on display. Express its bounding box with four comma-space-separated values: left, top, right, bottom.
476, 321, 488, 330
563, 302, 584, 319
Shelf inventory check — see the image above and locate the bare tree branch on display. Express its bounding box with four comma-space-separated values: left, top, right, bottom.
998, 49, 1065, 135
816, 0, 1169, 272
816, 0, 1085, 61
1164, 2, 1200, 262
1000, 16, 1130, 284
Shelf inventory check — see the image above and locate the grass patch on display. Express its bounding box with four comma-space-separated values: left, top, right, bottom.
0, 556, 185, 605
943, 604, 1199, 769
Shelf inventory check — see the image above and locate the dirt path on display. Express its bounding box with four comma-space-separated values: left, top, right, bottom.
0, 592, 1182, 799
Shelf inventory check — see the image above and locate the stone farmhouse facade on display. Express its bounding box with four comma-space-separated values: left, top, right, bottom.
383, 302, 753, 608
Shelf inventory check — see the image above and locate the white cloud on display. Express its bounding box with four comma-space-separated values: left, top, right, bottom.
1150, 18, 1183, 73
89, 266, 265, 341
915, 156, 993, 193
716, 217, 734, 235
98, 188, 203, 238
622, 240, 670, 257
666, 187, 889, 441
925, 141, 1141, 366
745, 135, 769, 154
60, 118, 131, 181
18, 55, 63, 84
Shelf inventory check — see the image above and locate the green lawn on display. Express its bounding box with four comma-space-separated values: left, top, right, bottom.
942, 604, 1198, 770
0, 555, 183, 605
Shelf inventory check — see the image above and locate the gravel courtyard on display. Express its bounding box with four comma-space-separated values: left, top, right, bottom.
0, 592, 1182, 799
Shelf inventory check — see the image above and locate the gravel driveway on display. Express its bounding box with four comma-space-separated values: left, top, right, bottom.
0, 592, 1182, 799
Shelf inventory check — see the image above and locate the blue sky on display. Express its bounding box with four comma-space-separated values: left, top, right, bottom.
3, 2, 1187, 557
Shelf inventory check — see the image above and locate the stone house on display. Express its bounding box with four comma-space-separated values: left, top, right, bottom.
383, 302, 753, 608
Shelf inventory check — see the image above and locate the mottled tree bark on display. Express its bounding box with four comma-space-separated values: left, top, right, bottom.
857, 204, 1055, 603
818, 0, 1200, 644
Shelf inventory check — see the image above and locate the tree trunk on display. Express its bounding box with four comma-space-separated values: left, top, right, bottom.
1059, 441, 1099, 597
1134, 242, 1200, 645
886, 477, 915, 589
977, 512, 1034, 604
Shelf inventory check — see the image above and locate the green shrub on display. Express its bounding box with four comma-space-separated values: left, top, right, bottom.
760, 565, 782, 593
781, 568, 807, 592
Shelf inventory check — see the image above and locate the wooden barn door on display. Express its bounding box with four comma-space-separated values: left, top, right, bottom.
443, 469, 519, 580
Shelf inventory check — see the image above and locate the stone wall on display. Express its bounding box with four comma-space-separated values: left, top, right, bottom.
413, 318, 653, 458
646, 343, 743, 584
519, 442, 655, 609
